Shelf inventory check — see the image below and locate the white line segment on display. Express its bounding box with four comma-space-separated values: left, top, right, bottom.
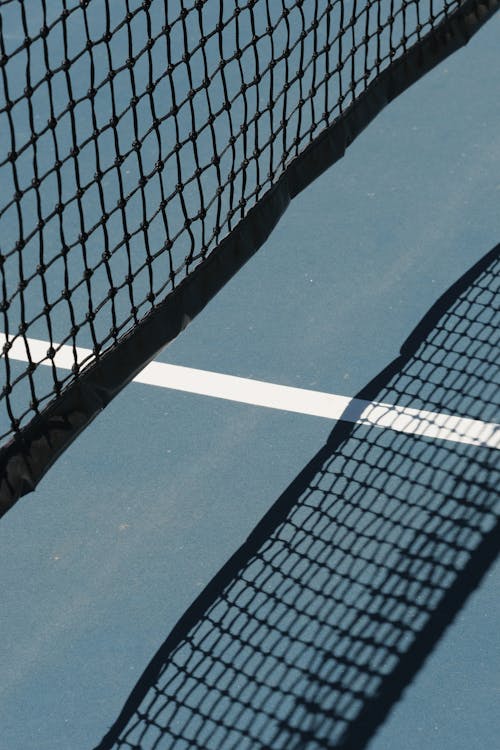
1, 333, 499, 449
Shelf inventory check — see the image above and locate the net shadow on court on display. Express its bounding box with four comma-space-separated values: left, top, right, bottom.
95, 245, 499, 750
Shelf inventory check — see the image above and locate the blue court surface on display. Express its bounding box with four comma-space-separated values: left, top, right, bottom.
0, 5, 499, 750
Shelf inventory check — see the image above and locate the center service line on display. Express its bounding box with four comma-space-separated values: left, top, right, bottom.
1, 333, 499, 450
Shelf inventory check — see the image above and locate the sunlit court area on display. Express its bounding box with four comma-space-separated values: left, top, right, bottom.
0, 1, 499, 749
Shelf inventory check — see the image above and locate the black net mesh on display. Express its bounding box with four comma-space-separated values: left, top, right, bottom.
0, 0, 498, 509
96, 247, 500, 750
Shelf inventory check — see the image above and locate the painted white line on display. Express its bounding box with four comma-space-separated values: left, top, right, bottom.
1, 333, 499, 449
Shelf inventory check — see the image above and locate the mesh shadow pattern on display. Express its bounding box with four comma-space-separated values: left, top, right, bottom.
96, 248, 499, 749
1, 0, 498, 510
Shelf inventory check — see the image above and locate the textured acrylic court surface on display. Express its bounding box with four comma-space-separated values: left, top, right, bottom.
0, 8, 499, 750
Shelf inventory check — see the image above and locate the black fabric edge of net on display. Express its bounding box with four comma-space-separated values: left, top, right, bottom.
1, 0, 498, 515
93, 243, 500, 750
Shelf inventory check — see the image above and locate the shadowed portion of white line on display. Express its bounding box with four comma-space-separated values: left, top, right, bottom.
1, 333, 499, 450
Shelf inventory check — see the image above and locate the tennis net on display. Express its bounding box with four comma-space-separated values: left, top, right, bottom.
0, 0, 497, 512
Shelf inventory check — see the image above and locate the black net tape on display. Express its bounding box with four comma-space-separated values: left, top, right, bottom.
0, 0, 498, 511
95, 246, 500, 750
